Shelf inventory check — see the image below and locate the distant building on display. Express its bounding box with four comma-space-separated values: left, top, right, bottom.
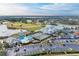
26, 20, 32, 23
2, 21, 10, 25
40, 24, 64, 34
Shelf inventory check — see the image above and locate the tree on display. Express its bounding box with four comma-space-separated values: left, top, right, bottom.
0, 42, 6, 56
0, 42, 3, 49
0, 50, 6, 56
3, 42, 10, 48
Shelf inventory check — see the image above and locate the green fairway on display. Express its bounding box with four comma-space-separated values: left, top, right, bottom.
7, 22, 44, 32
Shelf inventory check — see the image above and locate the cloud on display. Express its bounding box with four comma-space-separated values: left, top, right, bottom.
69, 10, 79, 15
0, 3, 79, 16
0, 4, 40, 15
0, 3, 56, 15
39, 3, 79, 16
39, 3, 72, 10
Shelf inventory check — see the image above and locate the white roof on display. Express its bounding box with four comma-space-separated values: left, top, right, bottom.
0, 25, 8, 31
0, 25, 26, 37
40, 25, 64, 34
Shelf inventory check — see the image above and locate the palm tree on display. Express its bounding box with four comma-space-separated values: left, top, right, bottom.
0, 42, 3, 49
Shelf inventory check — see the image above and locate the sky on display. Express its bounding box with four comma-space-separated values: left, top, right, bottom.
0, 3, 79, 16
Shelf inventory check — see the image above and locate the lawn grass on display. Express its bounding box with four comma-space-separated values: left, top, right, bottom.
7, 22, 44, 32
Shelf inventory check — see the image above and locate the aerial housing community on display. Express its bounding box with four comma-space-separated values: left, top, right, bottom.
0, 16, 79, 56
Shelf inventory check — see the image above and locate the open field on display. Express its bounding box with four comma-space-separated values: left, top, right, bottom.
7, 22, 44, 32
